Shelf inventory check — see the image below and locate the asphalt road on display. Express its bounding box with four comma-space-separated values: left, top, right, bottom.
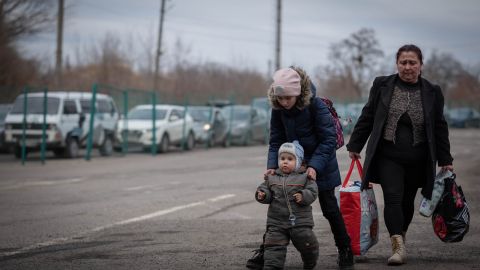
0, 129, 479, 270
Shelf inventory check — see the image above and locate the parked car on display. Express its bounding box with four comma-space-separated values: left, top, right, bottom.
447, 107, 480, 128
343, 102, 364, 133
333, 103, 354, 135
116, 104, 196, 153
0, 104, 12, 153
252, 97, 270, 111
4, 92, 119, 158
252, 97, 272, 129
188, 106, 229, 147
221, 105, 269, 146
206, 99, 233, 108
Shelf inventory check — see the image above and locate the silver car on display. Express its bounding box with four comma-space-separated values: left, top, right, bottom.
188, 106, 229, 147
221, 105, 269, 146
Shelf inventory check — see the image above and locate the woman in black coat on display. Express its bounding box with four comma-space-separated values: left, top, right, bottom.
347, 44, 454, 265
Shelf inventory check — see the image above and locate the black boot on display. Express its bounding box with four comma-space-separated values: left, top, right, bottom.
246, 248, 264, 269
303, 262, 316, 270
337, 246, 354, 269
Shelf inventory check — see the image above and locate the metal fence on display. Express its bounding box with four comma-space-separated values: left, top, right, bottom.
1, 85, 272, 164
4, 84, 477, 164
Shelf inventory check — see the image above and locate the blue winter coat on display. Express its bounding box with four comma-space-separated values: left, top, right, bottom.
267, 83, 341, 191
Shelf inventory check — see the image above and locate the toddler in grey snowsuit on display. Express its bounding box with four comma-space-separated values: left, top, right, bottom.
256, 140, 319, 270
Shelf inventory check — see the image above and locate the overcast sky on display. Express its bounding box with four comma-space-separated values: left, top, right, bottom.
20, 0, 480, 75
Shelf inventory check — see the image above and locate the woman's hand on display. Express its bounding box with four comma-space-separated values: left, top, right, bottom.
349, 152, 361, 160
441, 165, 454, 172
264, 169, 276, 180
306, 167, 316, 180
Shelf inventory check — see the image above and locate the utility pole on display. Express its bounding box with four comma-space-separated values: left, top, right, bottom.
154, 0, 166, 91
274, 0, 281, 70
55, 0, 64, 88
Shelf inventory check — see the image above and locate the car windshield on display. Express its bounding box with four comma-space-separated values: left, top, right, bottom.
252, 97, 269, 110
0, 105, 10, 125
128, 108, 167, 120
0, 113, 6, 125
10, 96, 60, 115
224, 107, 251, 121
189, 108, 212, 122
449, 108, 471, 119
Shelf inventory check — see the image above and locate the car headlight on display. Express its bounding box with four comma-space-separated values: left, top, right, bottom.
203, 123, 211, 131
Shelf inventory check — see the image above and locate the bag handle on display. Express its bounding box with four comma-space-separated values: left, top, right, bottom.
342, 158, 364, 188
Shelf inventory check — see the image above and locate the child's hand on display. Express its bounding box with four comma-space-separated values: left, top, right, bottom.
257, 191, 266, 200
264, 169, 275, 180
293, 192, 303, 203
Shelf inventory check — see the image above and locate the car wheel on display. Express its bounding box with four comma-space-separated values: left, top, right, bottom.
99, 136, 113, 156
53, 148, 65, 157
14, 145, 26, 159
222, 135, 231, 148
65, 137, 79, 158
159, 134, 169, 153
185, 132, 195, 150
243, 131, 252, 146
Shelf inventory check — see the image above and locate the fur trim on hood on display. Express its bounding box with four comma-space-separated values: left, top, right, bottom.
268, 66, 313, 110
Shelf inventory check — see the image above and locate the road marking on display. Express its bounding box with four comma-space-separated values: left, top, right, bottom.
124, 185, 153, 191
208, 194, 235, 202
0, 194, 236, 257
0, 178, 84, 190
92, 194, 236, 230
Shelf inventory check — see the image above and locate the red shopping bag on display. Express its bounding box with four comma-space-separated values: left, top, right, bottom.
337, 159, 379, 256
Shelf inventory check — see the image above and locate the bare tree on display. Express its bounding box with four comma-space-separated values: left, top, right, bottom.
314, 65, 358, 102
0, 0, 55, 44
0, 0, 55, 100
60, 33, 137, 90
328, 28, 384, 97
422, 51, 464, 97
449, 71, 480, 108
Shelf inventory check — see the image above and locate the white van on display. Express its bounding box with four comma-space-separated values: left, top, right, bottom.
4, 92, 119, 158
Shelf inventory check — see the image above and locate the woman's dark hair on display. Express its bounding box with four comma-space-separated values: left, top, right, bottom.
396, 44, 423, 64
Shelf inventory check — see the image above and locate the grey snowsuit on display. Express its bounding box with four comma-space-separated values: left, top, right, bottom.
256, 170, 319, 270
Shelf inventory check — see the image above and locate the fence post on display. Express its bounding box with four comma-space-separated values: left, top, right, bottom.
206, 104, 214, 149
181, 98, 189, 151
20, 87, 28, 165
226, 95, 235, 146
85, 84, 98, 161
151, 91, 157, 155
40, 87, 48, 164
122, 90, 128, 155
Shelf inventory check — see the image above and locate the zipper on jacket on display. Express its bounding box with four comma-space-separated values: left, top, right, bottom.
283, 175, 296, 226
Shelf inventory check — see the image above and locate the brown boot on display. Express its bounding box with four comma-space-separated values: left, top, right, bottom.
387, 235, 406, 265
